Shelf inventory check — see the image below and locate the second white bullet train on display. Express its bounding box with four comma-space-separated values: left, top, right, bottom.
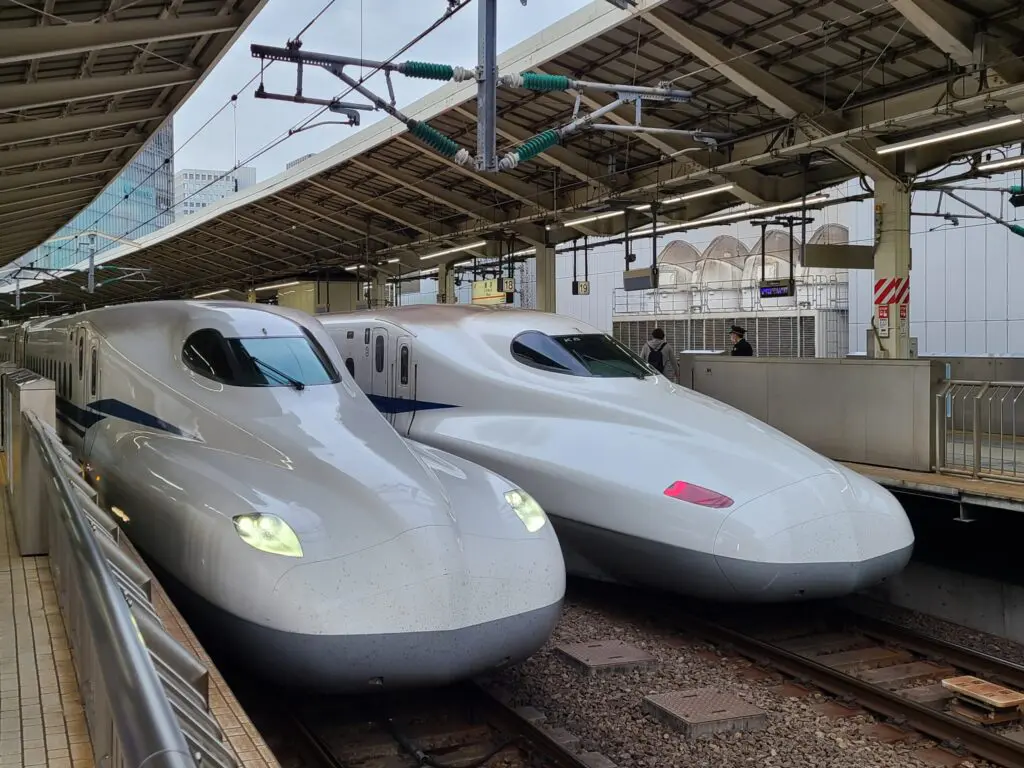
319, 304, 915, 603
0, 301, 565, 691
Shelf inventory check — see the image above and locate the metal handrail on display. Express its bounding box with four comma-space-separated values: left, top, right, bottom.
25, 410, 196, 768
934, 379, 1024, 483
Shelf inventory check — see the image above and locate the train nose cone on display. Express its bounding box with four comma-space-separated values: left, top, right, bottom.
262, 525, 562, 689
712, 471, 914, 601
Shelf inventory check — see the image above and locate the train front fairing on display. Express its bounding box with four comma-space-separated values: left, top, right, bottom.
319, 305, 914, 603
17, 301, 565, 690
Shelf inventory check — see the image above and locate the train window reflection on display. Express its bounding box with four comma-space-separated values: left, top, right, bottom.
182, 328, 340, 388
510, 331, 653, 378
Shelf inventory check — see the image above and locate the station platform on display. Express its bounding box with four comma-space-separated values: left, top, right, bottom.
0, 466, 279, 768
843, 461, 1024, 514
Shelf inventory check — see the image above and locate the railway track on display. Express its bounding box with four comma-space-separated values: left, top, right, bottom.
577, 581, 1024, 768
245, 680, 599, 768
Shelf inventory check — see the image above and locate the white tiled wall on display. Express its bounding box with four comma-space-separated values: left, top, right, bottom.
402, 171, 1024, 356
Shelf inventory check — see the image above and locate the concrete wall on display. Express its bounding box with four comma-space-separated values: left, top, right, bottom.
687, 356, 944, 471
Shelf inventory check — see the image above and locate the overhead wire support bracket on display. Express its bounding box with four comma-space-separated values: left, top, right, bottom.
250, 43, 474, 164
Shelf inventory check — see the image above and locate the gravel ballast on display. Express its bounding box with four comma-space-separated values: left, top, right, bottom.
488, 588, 997, 768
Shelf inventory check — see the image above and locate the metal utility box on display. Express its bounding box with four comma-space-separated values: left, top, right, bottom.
4, 370, 56, 556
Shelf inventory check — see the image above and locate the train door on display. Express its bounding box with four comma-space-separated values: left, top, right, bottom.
371, 327, 390, 419
392, 337, 414, 435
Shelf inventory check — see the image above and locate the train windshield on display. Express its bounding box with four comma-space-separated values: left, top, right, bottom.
183, 329, 340, 388
511, 331, 654, 378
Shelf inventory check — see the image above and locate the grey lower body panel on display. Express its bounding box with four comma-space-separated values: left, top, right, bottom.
154, 560, 563, 692
549, 514, 913, 603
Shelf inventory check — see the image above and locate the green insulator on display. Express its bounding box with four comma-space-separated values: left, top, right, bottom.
520, 72, 571, 92
1012, 185, 1024, 194
515, 130, 560, 162
409, 121, 461, 158
402, 61, 455, 81
1011, 224, 1024, 237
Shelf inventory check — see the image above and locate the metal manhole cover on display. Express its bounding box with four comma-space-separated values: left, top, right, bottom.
555, 640, 656, 675
643, 688, 767, 738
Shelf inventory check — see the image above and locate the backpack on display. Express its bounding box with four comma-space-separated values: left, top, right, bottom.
646, 341, 666, 373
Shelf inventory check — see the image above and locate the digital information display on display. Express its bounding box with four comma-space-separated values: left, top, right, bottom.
759, 278, 795, 298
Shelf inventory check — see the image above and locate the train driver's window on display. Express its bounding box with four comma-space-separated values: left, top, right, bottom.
510, 331, 586, 376
183, 328, 340, 388
182, 329, 234, 381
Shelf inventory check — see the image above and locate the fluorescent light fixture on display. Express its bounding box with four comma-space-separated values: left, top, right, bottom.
548, 184, 737, 229
512, 247, 536, 257
419, 241, 486, 261
344, 265, 359, 272
386, 257, 400, 264
254, 280, 301, 292
631, 183, 736, 211
977, 154, 1024, 172
547, 210, 624, 230
194, 288, 230, 299
876, 115, 1024, 155
631, 194, 830, 237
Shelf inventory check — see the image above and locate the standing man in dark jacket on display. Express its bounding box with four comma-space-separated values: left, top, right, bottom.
641, 327, 678, 381
729, 325, 753, 356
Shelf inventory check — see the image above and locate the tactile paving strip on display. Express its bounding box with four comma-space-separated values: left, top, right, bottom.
555, 640, 656, 675
642, 688, 767, 738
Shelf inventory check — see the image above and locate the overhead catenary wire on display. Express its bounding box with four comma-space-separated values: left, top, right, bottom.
17, 0, 467, 272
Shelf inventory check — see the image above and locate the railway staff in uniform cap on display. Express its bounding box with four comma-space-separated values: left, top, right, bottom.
729, 325, 753, 357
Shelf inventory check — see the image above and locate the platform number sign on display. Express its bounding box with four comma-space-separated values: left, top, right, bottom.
572, 280, 591, 296
501, 277, 515, 294
877, 305, 890, 338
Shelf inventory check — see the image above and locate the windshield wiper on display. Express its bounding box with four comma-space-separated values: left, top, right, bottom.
251, 357, 305, 390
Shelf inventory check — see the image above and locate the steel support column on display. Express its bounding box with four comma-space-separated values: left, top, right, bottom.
873, 178, 913, 359
476, 0, 498, 172
437, 263, 456, 304
535, 246, 557, 313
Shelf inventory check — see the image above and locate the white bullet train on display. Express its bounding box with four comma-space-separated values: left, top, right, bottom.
0, 301, 565, 690
319, 304, 915, 603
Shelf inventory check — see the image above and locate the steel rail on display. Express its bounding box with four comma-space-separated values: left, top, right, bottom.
470, 683, 597, 768
683, 611, 1024, 768
844, 610, 1024, 691
26, 410, 195, 768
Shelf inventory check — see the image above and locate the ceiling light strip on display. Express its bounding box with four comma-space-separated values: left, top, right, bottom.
630, 194, 831, 237
876, 115, 1024, 155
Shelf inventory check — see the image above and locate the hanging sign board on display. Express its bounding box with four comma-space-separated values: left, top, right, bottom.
758, 278, 795, 298
472, 279, 506, 305
877, 305, 890, 338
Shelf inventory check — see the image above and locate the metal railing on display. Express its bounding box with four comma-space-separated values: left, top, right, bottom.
15, 404, 237, 768
935, 379, 1024, 482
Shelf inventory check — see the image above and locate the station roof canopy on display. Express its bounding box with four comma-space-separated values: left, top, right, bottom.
0, 0, 269, 266
4, 0, 1024, 313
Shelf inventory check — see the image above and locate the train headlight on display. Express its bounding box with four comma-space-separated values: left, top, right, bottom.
504, 489, 547, 533
232, 514, 303, 557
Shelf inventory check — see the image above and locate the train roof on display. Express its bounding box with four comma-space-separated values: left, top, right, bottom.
319, 305, 603, 338
22, 300, 320, 340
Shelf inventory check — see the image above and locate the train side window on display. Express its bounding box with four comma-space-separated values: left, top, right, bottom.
364, 328, 370, 344
346, 331, 354, 339
345, 358, 355, 377
77, 338, 84, 378
182, 329, 234, 381
90, 348, 97, 397
374, 336, 384, 373
400, 347, 409, 385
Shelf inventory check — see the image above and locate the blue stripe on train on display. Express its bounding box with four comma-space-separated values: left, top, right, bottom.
366, 394, 458, 415
56, 396, 186, 438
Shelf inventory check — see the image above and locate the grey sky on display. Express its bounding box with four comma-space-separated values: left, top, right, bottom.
173, 0, 593, 179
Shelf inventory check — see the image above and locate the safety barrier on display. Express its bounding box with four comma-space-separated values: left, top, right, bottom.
4, 368, 236, 768
935, 379, 1024, 482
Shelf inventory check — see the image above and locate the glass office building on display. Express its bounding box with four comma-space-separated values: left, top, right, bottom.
15, 124, 175, 272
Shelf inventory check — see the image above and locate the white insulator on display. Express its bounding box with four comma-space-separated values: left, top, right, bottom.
451, 66, 475, 82
498, 73, 524, 89
498, 153, 520, 172
453, 147, 473, 166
